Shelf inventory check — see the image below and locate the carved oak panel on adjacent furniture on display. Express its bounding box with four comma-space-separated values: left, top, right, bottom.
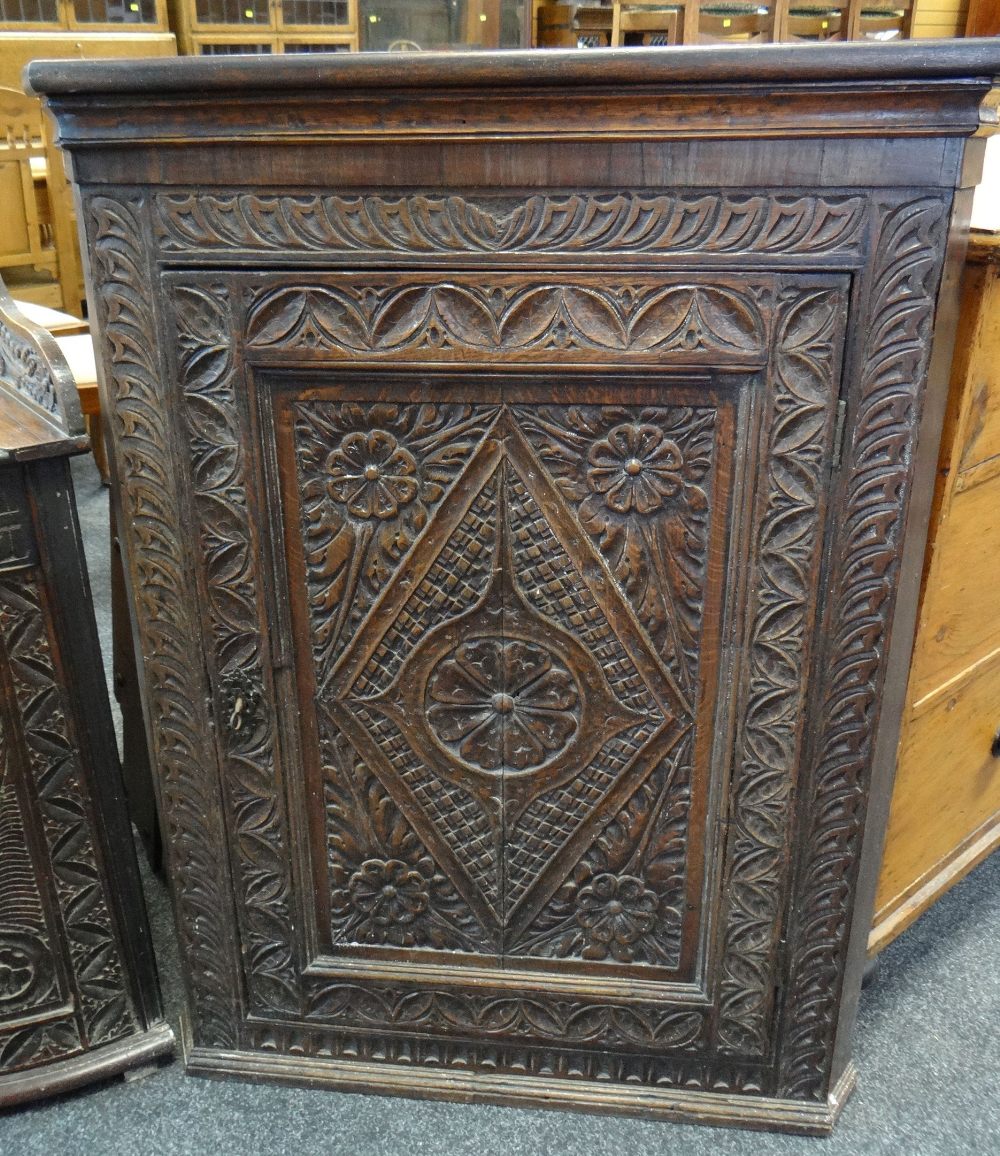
30, 42, 1000, 1133
0, 282, 173, 1108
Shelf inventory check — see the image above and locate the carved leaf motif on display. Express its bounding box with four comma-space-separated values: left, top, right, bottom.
173, 281, 302, 1015
778, 197, 949, 1101
629, 287, 764, 352
716, 286, 845, 1058
85, 195, 241, 1050
304, 977, 705, 1051
516, 404, 716, 699
154, 191, 867, 257
245, 281, 766, 361
292, 400, 498, 677
323, 732, 485, 953
0, 576, 135, 1053
510, 738, 692, 969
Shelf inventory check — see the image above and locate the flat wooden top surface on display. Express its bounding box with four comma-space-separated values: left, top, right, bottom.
25, 39, 1000, 98
0, 392, 88, 460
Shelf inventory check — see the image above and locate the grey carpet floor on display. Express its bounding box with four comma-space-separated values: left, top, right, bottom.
2, 455, 996, 1156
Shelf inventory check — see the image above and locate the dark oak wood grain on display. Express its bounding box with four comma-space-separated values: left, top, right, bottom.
0, 283, 173, 1108
29, 41, 1000, 1133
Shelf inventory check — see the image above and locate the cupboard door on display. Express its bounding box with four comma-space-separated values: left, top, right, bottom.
167, 267, 847, 1075
275, 385, 736, 980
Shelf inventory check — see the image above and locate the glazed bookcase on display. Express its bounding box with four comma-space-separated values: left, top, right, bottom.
29, 41, 1000, 1133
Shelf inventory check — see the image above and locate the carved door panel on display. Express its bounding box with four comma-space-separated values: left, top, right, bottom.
167, 268, 849, 1070
276, 387, 733, 977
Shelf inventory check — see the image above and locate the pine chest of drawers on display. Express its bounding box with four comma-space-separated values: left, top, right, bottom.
30, 41, 1000, 1132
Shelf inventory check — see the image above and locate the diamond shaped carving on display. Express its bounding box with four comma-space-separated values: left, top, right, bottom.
318, 409, 694, 949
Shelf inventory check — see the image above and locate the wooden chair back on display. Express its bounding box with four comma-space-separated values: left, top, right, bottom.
612, 2, 697, 44
574, 5, 614, 46
775, 0, 861, 40
853, 0, 914, 40
0, 85, 51, 273
0, 85, 81, 315
697, 3, 778, 41
537, 3, 577, 46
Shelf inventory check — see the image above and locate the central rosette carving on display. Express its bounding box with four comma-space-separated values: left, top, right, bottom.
425, 637, 580, 772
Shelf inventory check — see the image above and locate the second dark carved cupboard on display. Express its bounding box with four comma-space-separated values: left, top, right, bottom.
30, 41, 1000, 1133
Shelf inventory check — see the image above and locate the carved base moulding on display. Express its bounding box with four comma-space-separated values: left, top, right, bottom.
29, 42, 1000, 1133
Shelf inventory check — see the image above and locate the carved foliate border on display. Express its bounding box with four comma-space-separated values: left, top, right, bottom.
777, 196, 950, 1101
153, 191, 868, 259
162, 265, 843, 1078
170, 282, 302, 1018
0, 574, 135, 1063
716, 285, 845, 1056
83, 195, 241, 1050
242, 277, 767, 362
84, 186, 952, 1104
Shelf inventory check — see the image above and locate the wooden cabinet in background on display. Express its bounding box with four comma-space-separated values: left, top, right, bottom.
0, 0, 168, 32
167, 0, 359, 55
871, 232, 1000, 955
965, 0, 1000, 37
0, 284, 173, 1107
31, 41, 1000, 1133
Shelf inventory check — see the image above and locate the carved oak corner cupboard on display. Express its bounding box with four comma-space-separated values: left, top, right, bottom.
29, 41, 1000, 1133
0, 283, 173, 1107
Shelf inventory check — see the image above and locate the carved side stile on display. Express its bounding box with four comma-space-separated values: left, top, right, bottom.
716, 286, 846, 1056
171, 282, 301, 1016
778, 196, 949, 1100
82, 195, 241, 1049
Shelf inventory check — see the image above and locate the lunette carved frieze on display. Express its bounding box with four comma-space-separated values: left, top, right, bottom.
244, 279, 767, 361
83, 195, 240, 1049
153, 191, 868, 258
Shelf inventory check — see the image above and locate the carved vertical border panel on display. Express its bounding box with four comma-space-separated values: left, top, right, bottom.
82, 194, 241, 1050
716, 284, 846, 1057
0, 575, 135, 1054
169, 280, 301, 1017
777, 195, 950, 1100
